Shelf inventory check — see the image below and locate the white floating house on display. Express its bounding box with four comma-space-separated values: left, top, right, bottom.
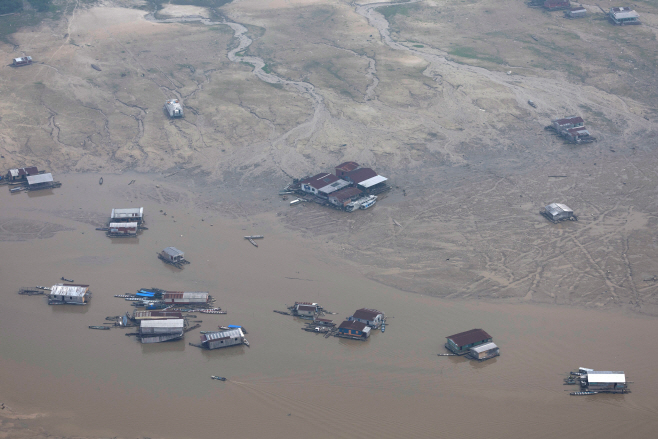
582, 371, 629, 393
139, 319, 185, 343
161, 247, 185, 263
110, 207, 144, 224
26, 173, 55, 190
48, 284, 90, 305
542, 203, 576, 222
351, 308, 384, 329
469, 342, 500, 361
201, 328, 245, 349
165, 99, 184, 118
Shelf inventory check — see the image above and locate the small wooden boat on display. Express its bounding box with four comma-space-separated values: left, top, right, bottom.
89, 326, 111, 330
248, 238, 258, 247
199, 309, 226, 314
211, 376, 227, 381
61, 277, 74, 282
243, 339, 250, 347
99, 177, 103, 185
381, 322, 385, 332
570, 391, 598, 396
10, 187, 24, 193
36, 286, 51, 290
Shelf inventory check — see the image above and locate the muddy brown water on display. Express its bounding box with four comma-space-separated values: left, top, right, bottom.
0, 174, 657, 438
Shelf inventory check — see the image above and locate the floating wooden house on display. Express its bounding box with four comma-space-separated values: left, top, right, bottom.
110, 207, 144, 224
158, 247, 189, 268
132, 310, 183, 321
200, 328, 245, 349
27, 173, 60, 191
469, 342, 500, 361
581, 371, 629, 393
328, 187, 362, 207
445, 329, 493, 355
541, 203, 577, 223
609, 7, 639, 25
337, 320, 371, 339
351, 308, 384, 328
48, 284, 90, 305
6, 166, 39, 181
295, 304, 317, 318
108, 222, 138, 237
140, 319, 185, 343
300, 173, 349, 197
162, 291, 209, 304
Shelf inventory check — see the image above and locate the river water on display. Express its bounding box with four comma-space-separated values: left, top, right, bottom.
0, 174, 656, 438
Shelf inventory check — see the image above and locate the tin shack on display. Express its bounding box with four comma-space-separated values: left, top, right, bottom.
581, 371, 629, 393
351, 308, 384, 328
469, 342, 500, 361
110, 207, 144, 225
201, 328, 245, 349
48, 284, 91, 305
541, 203, 576, 223
132, 310, 183, 321
6, 166, 39, 181
336, 320, 371, 340
162, 291, 209, 305
445, 329, 493, 355
26, 173, 58, 191
140, 319, 185, 343
609, 7, 639, 25
12, 56, 32, 67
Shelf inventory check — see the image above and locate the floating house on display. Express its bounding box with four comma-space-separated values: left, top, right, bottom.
295, 304, 317, 318
469, 342, 500, 361
344, 168, 388, 192
552, 116, 584, 132
140, 319, 185, 343
26, 173, 56, 190
6, 166, 39, 181
351, 308, 385, 328
132, 310, 183, 321
328, 187, 362, 207
110, 207, 144, 224
48, 284, 90, 305
565, 7, 587, 18
300, 173, 350, 197
162, 291, 209, 304
158, 247, 189, 268
201, 328, 245, 349
335, 161, 360, 177
164, 99, 184, 118
609, 7, 639, 25
337, 320, 371, 339
445, 329, 493, 355
108, 222, 138, 237
541, 203, 576, 222
313, 317, 335, 326
12, 56, 32, 67
581, 371, 629, 393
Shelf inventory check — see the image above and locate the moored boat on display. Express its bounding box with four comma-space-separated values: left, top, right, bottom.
211, 376, 227, 381
89, 326, 111, 330
99, 177, 103, 185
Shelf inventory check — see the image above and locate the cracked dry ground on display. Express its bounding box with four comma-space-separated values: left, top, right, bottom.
1, 0, 658, 313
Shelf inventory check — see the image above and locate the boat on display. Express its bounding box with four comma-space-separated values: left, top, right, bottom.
89, 326, 111, 330
99, 177, 103, 185
211, 376, 227, 381
199, 309, 226, 314
570, 391, 598, 396
243, 339, 250, 347
36, 286, 51, 290
290, 199, 302, 206
359, 195, 377, 210
528, 100, 537, 108
10, 187, 24, 193
381, 322, 386, 333
61, 277, 74, 282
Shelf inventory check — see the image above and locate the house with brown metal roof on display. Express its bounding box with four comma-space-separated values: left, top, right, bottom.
328, 187, 362, 207
6, 166, 39, 181
337, 320, 371, 339
300, 173, 350, 197
445, 328, 493, 355
335, 161, 360, 177
552, 116, 584, 132
351, 308, 384, 328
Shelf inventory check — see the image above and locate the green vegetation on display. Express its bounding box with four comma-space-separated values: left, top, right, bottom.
0, 0, 22, 14
380, 4, 417, 20
448, 46, 504, 64
412, 44, 424, 48
262, 64, 272, 74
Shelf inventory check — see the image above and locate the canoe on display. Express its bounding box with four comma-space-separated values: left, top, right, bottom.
89, 326, 111, 330
211, 376, 226, 381
99, 177, 103, 185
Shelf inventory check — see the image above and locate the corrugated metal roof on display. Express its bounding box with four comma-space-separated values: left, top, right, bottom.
109, 222, 138, 228
346, 167, 377, 184
352, 308, 382, 320
446, 329, 492, 347
319, 179, 350, 194
587, 371, 626, 383
297, 305, 316, 312
611, 8, 638, 19
301, 173, 340, 190
111, 207, 144, 218
546, 203, 573, 216
163, 247, 184, 257
27, 173, 54, 185
140, 319, 185, 328
329, 187, 362, 201
470, 342, 498, 353
133, 311, 183, 319
163, 291, 209, 300
358, 175, 388, 188
202, 328, 243, 342
335, 161, 359, 173
49, 284, 89, 297
338, 320, 368, 331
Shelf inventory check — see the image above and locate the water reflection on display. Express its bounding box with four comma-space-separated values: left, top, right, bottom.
110, 238, 140, 245
470, 357, 497, 370
140, 340, 186, 354
50, 304, 90, 314
27, 189, 55, 198
199, 345, 247, 359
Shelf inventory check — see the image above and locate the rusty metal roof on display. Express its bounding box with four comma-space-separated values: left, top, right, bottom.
329, 187, 362, 201
335, 161, 359, 173
352, 308, 382, 320
301, 173, 340, 190
446, 329, 492, 347
345, 168, 377, 184
140, 319, 185, 328
338, 320, 368, 331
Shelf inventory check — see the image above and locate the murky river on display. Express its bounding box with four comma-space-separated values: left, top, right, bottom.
0, 174, 656, 438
